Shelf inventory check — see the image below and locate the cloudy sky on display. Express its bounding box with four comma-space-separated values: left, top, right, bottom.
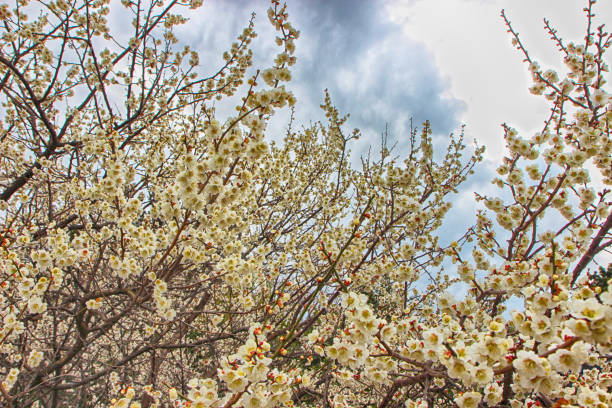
179, 0, 609, 153
174, 0, 610, 240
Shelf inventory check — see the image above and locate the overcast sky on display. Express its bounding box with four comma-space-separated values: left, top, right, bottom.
173, 0, 611, 242
179, 0, 610, 153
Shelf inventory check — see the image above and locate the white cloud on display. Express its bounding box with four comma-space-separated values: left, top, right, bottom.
387, 0, 612, 158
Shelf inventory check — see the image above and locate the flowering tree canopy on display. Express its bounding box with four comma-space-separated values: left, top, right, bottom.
0, 0, 610, 407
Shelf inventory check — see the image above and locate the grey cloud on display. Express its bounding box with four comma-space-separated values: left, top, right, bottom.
285, 0, 465, 151
174, 0, 466, 158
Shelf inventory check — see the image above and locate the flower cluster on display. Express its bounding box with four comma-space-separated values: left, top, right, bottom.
0, 0, 610, 407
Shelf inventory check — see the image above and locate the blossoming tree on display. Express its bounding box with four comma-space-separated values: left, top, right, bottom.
0, 0, 610, 407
